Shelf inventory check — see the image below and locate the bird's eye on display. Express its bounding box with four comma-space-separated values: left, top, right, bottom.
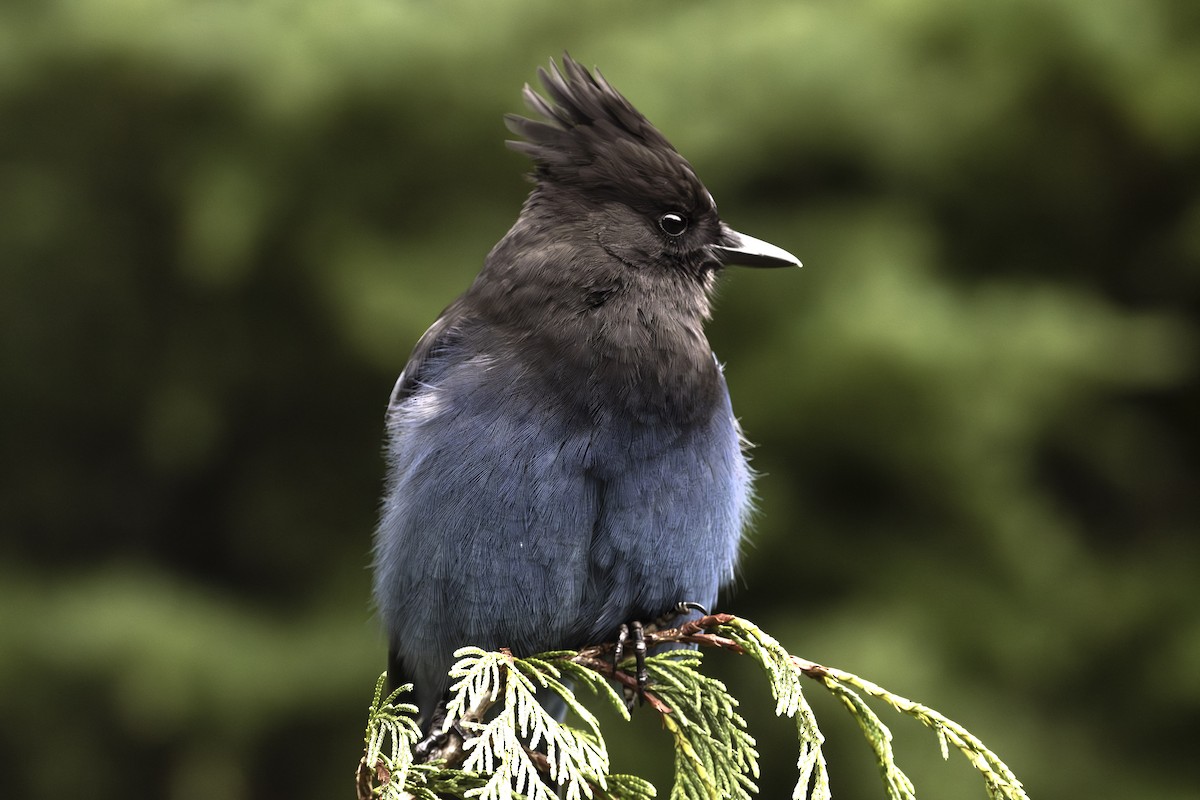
658, 212, 689, 237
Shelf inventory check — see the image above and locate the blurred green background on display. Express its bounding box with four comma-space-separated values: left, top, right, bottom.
2, 1, 1197, 798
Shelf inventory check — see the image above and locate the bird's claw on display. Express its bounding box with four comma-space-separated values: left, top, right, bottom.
674, 600, 709, 618
649, 600, 709, 631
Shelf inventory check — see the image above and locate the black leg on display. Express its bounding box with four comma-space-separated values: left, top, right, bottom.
631, 620, 648, 694
614, 622, 629, 670
613, 621, 648, 703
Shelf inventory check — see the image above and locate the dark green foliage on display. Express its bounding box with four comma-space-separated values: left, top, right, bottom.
1, 2, 1196, 799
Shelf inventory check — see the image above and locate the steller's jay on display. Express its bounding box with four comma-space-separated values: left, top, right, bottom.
373, 55, 800, 729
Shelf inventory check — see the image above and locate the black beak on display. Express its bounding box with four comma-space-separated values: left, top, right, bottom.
710, 224, 802, 269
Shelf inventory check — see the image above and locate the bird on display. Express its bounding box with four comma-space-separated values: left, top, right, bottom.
373, 54, 800, 731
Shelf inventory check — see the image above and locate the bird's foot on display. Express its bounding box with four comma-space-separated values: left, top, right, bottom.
613, 620, 649, 699
412, 707, 467, 764
612, 602, 710, 705
413, 729, 449, 764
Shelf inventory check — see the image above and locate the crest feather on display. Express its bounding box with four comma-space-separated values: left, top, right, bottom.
505, 54, 706, 211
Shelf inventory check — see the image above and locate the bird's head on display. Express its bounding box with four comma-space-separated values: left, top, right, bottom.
504, 55, 801, 284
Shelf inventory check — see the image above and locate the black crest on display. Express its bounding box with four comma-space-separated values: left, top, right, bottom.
505, 55, 710, 213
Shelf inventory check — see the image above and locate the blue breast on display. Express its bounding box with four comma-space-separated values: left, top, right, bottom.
373, 343, 752, 700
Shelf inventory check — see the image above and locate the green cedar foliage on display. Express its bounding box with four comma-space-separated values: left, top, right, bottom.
359, 616, 1028, 800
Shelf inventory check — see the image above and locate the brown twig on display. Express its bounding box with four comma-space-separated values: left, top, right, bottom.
571, 613, 743, 662
791, 655, 831, 680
